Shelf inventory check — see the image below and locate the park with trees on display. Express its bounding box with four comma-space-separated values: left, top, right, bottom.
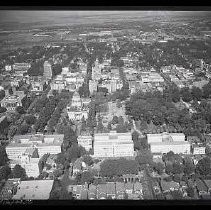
125, 81, 211, 140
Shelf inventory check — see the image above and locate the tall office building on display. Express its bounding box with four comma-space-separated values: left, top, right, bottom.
92, 59, 101, 81
43, 61, 53, 80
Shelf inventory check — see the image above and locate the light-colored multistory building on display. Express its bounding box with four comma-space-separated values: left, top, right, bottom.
92, 59, 102, 81
1, 90, 25, 111
147, 132, 190, 154
6, 134, 64, 161
89, 80, 98, 94
66, 91, 89, 121
140, 72, 164, 83
5, 65, 12, 71
50, 77, 67, 92
192, 146, 206, 155
13, 63, 31, 71
43, 61, 52, 80
10, 147, 40, 177
147, 133, 185, 144
150, 141, 191, 154
31, 79, 46, 92
12, 63, 31, 76
71, 91, 82, 108
93, 131, 134, 158
99, 79, 123, 93
67, 107, 89, 121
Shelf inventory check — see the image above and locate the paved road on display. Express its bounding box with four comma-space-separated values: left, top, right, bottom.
132, 120, 144, 137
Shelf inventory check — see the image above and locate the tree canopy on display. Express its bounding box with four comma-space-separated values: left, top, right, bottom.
100, 158, 139, 178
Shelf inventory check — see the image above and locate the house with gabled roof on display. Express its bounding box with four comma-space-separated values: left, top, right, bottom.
203, 179, 211, 194
160, 180, 180, 194
124, 182, 134, 195
195, 179, 208, 196
133, 182, 143, 195
115, 182, 125, 199
106, 182, 116, 199
97, 184, 107, 199
88, 184, 97, 200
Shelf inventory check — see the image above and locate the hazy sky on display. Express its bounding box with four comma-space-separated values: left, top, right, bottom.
0, 10, 207, 23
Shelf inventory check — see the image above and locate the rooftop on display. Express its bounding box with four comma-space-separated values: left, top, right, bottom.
150, 141, 190, 145
195, 179, 208, 191
8, 134, 64, 147
160, 180, 180, 191
12, 180, 54, 200
203, 180, 211, 189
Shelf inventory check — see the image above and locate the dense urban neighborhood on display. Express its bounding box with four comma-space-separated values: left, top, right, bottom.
0, 10, 211, 201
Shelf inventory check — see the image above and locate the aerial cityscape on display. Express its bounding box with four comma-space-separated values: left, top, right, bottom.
1, 9, 211, 202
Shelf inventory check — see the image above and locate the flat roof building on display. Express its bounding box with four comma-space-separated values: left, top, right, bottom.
12, 180, 54, 200
147, 133, 185, 144
6, 134, 64, 161
93, 131, 134, 158
147, 132, 190, 154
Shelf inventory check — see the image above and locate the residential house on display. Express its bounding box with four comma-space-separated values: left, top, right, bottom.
165, 193, 174, 200
115, 182, 125, 199
97, 184, 107, 199
201, 194, 211, 200
127, 193, 141, 200
72, 159, 83, 177
31, 79, 46, 93
124, 182, 134, 195
187, 179, 195, 188
42, 154, 58, 174
106, 182, 116, 199
180, 181, 188, 190
192, 155, 203, 165
203, 180, 211, 194
0, 179, 20, 200
77, 135, 93, 152
151, 180, 161, 195
88, 184, 97, 200
68, 184, 88, 199
160, 180, 180, 194
80, 187, 88, 200
179, 181, 188, 196
187, 136, 201, 144
195, 179, 208, 196
133, 182, 143, 195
